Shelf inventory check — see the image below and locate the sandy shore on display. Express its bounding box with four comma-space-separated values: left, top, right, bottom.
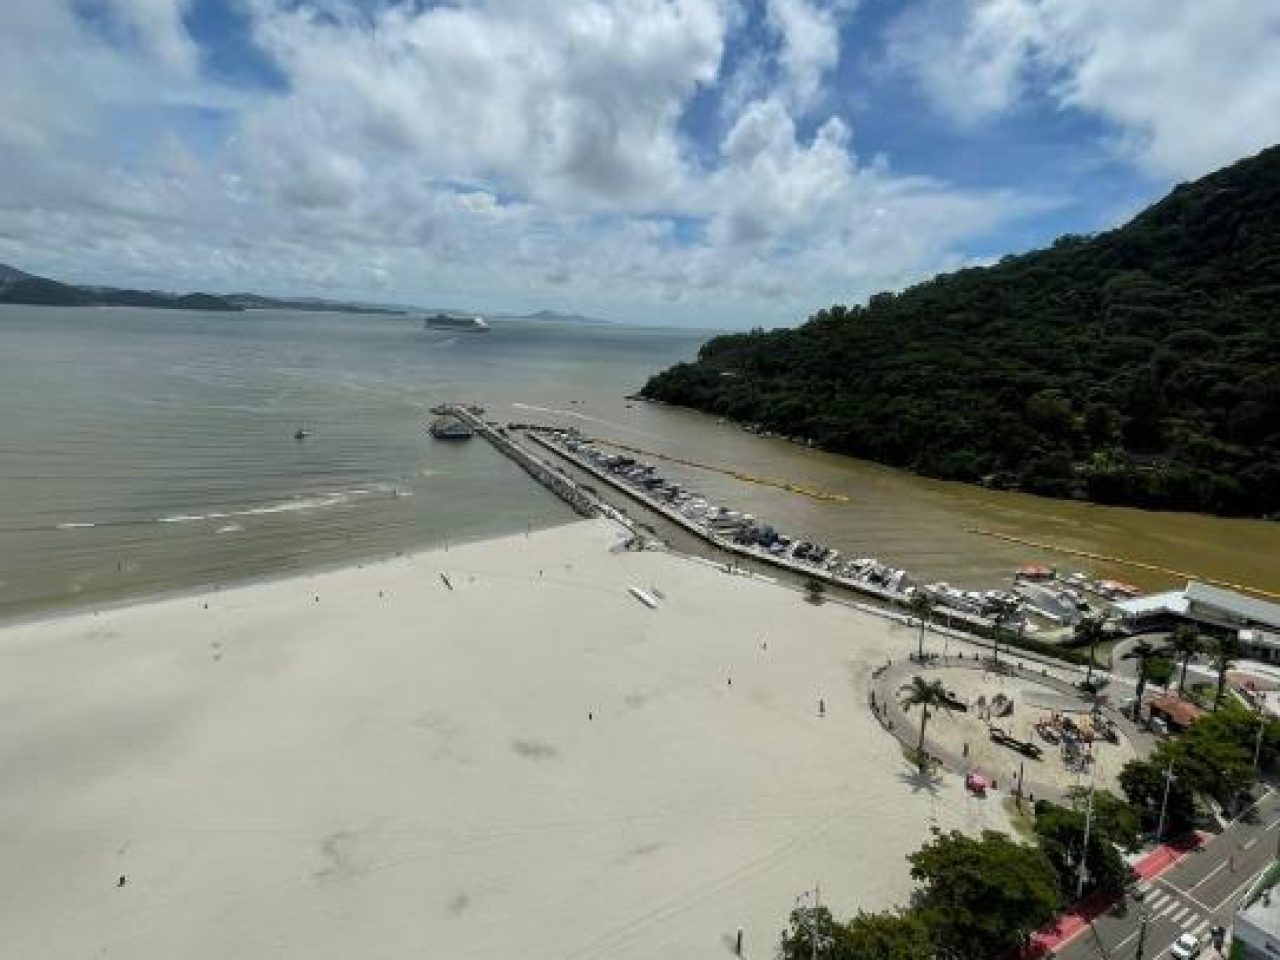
0, 519, 1010, 959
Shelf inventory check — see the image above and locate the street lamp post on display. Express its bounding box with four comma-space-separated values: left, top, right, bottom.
796, 884, 822, 960
1077, 749, 1098, 899
1134, 903, 1150, 960
1253, 713, 1266, 777
1156, 760, 1176, 845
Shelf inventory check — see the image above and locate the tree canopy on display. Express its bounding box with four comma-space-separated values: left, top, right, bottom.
908, 828, 1060, 959
641, 145, 1280, 517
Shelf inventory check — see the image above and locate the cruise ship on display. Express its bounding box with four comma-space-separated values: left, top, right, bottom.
424, 313, 490, 333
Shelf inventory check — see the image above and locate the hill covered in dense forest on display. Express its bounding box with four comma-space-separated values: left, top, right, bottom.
0, 264, 241, 311
641, 145, 1280, 517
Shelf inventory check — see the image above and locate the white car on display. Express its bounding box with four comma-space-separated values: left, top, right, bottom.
1169, 931, 1201, 959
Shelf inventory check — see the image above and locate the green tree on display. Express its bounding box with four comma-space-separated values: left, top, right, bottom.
1119, 759, 1195, 836
1209, 634, 1242, 710
780, 905, 846, 960
1123, 640, 1166, 716
1073, 616, 1106, 688
1167, 626, 1203, 695
909, 829, 1060, 959
1147, 656, 1176, 690
1061, 787, 1142, 851
988, 598, 1020, 665
909, 592, 934, 662
841, 910, 934, 959
899, 676, 951, 769
1033, 799, 1133, 897
1161, 726, 1252, 804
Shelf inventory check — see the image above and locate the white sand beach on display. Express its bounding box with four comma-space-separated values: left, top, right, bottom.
0, 519, 1010, 959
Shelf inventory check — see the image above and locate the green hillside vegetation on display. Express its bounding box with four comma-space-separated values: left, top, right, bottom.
0, 267, 242, 311
642, 145, 1280, 517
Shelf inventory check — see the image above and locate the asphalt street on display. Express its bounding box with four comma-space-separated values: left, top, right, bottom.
1056, 789, 1280, 959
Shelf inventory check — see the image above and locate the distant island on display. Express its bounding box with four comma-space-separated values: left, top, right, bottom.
0, 264, 418, 314
0, 263, 244, 311
0, 263, 608, 323
642, 144, 1280, 518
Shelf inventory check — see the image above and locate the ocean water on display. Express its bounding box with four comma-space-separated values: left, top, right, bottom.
0, 306, 709, 620
6, 304, 1280, 623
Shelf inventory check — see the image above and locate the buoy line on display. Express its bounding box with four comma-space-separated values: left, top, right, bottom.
967, 528, 1280, 600
591, 439, 851, 503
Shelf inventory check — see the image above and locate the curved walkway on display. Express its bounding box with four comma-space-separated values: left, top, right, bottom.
869, 653, 1150, 805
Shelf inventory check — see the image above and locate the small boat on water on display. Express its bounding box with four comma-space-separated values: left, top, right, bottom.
429, 416, 474, 440
294, 428, 310, 441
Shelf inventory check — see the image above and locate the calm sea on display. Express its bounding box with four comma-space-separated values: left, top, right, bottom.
0, 306, 709, 620
5, 304, 1280, 623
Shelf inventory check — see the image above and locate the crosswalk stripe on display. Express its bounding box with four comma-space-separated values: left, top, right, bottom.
1138, 879, 1152, 892
1169, 905, 1191, 923
1146, 890, 1169, 909
1157, 899, 1180, 918
1189, 920, 1209, 937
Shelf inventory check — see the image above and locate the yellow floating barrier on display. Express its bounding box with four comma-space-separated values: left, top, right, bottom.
594, 440, 850, 503
967, 528, 1280, 601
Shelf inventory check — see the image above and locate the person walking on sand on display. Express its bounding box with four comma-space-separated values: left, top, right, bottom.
818, 698, 826, 717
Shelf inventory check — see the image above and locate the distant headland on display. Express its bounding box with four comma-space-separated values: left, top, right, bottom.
0, 263, 607, 322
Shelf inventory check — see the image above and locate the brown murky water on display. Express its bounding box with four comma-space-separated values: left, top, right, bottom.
538, 398, 1280, 599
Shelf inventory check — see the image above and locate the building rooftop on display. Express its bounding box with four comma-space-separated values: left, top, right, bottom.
1114, 590, 1188, 619
1184, 582, 1280, 631
1147, 694, 1206, 728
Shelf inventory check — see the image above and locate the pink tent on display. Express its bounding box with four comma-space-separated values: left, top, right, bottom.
966, 772, 989, 793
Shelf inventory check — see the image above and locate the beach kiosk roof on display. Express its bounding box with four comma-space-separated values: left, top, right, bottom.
1147, 694, 1206, 731
1017, 564, 1054, 580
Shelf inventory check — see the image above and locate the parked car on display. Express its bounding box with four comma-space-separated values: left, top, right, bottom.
1169, 931, 1200, 959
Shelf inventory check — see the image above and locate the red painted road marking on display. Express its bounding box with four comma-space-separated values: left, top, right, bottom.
1016, 834, 1207, 958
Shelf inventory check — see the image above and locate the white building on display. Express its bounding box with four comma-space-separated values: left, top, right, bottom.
1115, 581, 1280, 662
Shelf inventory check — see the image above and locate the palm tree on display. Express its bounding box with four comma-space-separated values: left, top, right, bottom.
1210, 634, 1242, 711
899, 675, 951, 770
1074, 616, 1107, 689
1122, 640, 1165, 718
908, 592, 934, 661
989, 598, 1020, 665
1167, 625, 1203, 696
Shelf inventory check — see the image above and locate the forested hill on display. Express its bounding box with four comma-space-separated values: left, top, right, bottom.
641, 145, 1280, 518
0, 264, 241, 311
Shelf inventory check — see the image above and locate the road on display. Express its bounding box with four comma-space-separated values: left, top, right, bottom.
1056, 790, 1280, 959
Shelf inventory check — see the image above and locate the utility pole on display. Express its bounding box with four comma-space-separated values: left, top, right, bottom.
1253, 713, 1266, 777
795, 884, 822, 960
1134, 904, 1150, 960
1077, 749, 1098, 899
1156, 760, 1177, 845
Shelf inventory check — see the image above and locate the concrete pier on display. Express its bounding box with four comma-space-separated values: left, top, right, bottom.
445, 406, 638, 532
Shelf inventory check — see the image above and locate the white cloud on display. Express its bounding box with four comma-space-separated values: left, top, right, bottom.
0, 0, 1045, 326
244, 0, 727, 210
765, 0, 847, 110
101, 0, 200, 74
886, 0, 1044, 127
888, 0, 1280, 178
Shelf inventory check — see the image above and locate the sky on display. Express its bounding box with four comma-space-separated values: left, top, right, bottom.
1, 0, 1279, 327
